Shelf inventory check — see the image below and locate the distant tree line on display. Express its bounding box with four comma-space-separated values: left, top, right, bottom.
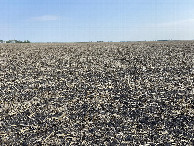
5, 40, 31, 43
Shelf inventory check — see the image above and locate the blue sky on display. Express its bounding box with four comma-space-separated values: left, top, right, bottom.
1, 0, 194, 42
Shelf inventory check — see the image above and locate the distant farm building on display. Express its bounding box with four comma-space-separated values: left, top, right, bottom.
6, 40, 17, 43
10, 40, 17, 43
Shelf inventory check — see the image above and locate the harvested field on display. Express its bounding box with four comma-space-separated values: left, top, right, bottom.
0, 41, 193, 145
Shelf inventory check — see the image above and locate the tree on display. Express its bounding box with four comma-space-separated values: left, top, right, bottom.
23, 40, 30, 43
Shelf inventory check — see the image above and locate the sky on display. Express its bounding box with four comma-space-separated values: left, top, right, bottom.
1, 0, 194, 42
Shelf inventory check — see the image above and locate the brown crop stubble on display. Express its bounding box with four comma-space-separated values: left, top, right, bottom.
0, 41, 193, 145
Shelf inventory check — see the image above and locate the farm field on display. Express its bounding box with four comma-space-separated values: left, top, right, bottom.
0, 41, 193, 145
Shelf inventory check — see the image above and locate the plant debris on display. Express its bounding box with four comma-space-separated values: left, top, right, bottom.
0, 42, 193, 145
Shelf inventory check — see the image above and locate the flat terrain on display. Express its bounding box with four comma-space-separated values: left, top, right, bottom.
0, 41, 193, 145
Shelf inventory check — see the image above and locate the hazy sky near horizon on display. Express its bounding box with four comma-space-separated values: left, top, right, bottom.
1, 0, 194, 42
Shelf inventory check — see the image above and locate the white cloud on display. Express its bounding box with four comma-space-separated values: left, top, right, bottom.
31, 15, 59, 21
140, 18, 194, 40
157, 19, 194, 28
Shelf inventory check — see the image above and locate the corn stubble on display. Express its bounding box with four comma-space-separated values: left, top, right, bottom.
0, 42, 193, 145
